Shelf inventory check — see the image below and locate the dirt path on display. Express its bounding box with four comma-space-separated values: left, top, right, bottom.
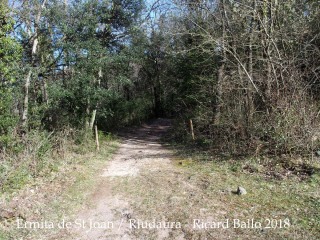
69, 119, 177, 239
66, 119, 302, 240
1, 118, 310, 239
1, 119, 318, 239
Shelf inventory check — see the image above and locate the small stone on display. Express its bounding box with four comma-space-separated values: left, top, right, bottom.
237, 186, 247, 195
315, 151, 320, 157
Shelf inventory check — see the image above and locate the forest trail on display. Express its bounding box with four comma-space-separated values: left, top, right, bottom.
66, 119, 301, 240
2, 119, 313, 239
69, 119, 183, 239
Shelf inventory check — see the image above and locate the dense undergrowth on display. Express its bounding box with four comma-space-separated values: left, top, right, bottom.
165, 119, 320, 188
167, 114, 320, 158
0, 132, 118, 240
0, 129, 114, 194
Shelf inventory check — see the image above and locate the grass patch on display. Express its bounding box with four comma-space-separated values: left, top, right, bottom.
0, 138, 118, 240
114, 150, 320, 239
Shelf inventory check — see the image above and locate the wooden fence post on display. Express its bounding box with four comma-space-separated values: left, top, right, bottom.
95, 125, 100, 151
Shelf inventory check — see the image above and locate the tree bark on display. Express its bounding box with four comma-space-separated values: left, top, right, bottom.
245, 0, 256, 129
21, 0, 47, 128
89, 110, 97, 130
21, 70, 32, 127
214, 0, 226, 125
22, 37, 39, 127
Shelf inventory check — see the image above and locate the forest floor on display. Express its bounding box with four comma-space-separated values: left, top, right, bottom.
1, 119, 319, 239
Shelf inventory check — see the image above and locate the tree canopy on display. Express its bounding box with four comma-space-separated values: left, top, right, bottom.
0, 0, 319, 155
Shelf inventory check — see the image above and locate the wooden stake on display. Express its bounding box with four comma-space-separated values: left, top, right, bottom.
190, 119, 195, 140
95, 125, 100, 151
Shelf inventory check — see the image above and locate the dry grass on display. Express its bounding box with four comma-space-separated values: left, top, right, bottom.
1, 125, 319, 239
113, 155, 320, 239
0, 139, 118, 240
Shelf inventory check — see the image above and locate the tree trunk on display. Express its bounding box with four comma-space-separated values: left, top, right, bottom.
42, 77, 49, 105
214, 0, 226, 125
214, 63, 224, 125
245, 0, 256, 129
89, 110, 97, 130
21, 70, 32, 127
22, 37, 39, 127
21, 0, 47, 128
85, 99, 90, 129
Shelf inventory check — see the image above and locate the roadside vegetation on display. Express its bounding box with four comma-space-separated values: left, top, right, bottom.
1, 0, 319, 183
116, 144, 320, 239
0, 134, 118, 239
0, 0, 319, 238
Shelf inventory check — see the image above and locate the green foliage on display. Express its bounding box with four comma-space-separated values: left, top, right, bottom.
0, 3, 21, 81
0, 130, 53, 191
97, 95, 153, 130
0, 90, 18, 132
0, 2, 21, 151
0, 0, 319, 199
